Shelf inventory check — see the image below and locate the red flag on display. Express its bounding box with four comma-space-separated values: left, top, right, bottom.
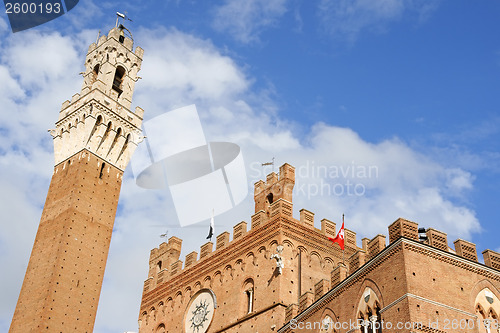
328, 221, 344, 250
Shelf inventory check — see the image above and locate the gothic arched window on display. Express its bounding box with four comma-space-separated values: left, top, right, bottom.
92, 64, 99, 83
112, 66, 126, 95
356, 287, 383, 333
475, 288, 500, 333
242, 278, 255, 315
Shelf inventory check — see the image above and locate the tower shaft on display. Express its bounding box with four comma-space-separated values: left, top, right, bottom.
10, 152, 122, 332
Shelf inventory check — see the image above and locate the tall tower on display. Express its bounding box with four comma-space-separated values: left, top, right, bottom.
10, 26, 144, 332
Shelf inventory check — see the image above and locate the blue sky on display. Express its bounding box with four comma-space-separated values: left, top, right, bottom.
1, 1, 499, 332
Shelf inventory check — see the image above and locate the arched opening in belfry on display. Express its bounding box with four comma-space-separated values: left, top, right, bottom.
112, 66, 126, 96
267, 193, 274, 205
92, 64, 100, 83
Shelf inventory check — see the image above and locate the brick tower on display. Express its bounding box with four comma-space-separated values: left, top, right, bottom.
10, 26, 144, 332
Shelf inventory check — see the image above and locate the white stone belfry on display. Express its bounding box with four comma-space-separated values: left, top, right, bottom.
50, 27, 145, 170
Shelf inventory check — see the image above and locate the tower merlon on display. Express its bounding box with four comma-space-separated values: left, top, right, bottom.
279, 163, 295, 182
366, 234, 386, 260
216, 232, 230, 250
266, 171, 278, 184
135, 106, 145, 119
299, 208, 314, 228
99, 27, 139, 54
251, 210, 266, 229
482, 249, 500, 270
331, 262, 348, 287
185, 251, 198, 268
425, 228, 448, 251
200, 241, 214, 260
388, 217, 419, 243
348, 249, 366, 272
454, 238, 478, 262
269, 198, 293, 220
321, 218, 336, 239
344, 228, 357, 249
314, 279, 330, 301
233, 221, 248, 240
254, 180, 265, 194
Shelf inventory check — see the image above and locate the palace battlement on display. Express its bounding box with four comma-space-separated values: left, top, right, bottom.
144, 212, 500, 298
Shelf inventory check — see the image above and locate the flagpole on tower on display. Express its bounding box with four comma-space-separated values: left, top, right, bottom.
327, 213, 346, 263
342, 214, 345, 265
206, 209, 215, 242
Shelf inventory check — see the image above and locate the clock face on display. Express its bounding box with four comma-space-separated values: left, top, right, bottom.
184, 290, 216, 333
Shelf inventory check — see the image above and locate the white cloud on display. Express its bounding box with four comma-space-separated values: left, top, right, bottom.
318, 0, 440, 41
212, 0, 288, 43
134, 27, 250, 116
1, 31, 79, 88
249, 123, 481, 240
0, 17, 8, 34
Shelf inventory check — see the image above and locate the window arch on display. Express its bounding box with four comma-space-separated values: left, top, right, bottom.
267, 193, 274, 205
92, 64, 100, 83
475, 288, 500, 333
242, 278, 255, 315
155, 323, 166, 333
320, 315, 336, 332
357, 287, 383, 333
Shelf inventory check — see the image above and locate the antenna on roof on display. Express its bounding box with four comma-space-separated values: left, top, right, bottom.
418, 227, 428, 242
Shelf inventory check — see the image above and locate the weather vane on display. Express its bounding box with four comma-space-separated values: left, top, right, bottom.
262, 157, 275, 172
116, 11, 133, 28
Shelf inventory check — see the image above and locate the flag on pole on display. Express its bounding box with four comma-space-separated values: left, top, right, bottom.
206, 210, 214, 241
328, 217, 345, 250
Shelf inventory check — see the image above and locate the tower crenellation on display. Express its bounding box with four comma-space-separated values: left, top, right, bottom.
254, 162, 295, 214
51, 26, 144, 171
